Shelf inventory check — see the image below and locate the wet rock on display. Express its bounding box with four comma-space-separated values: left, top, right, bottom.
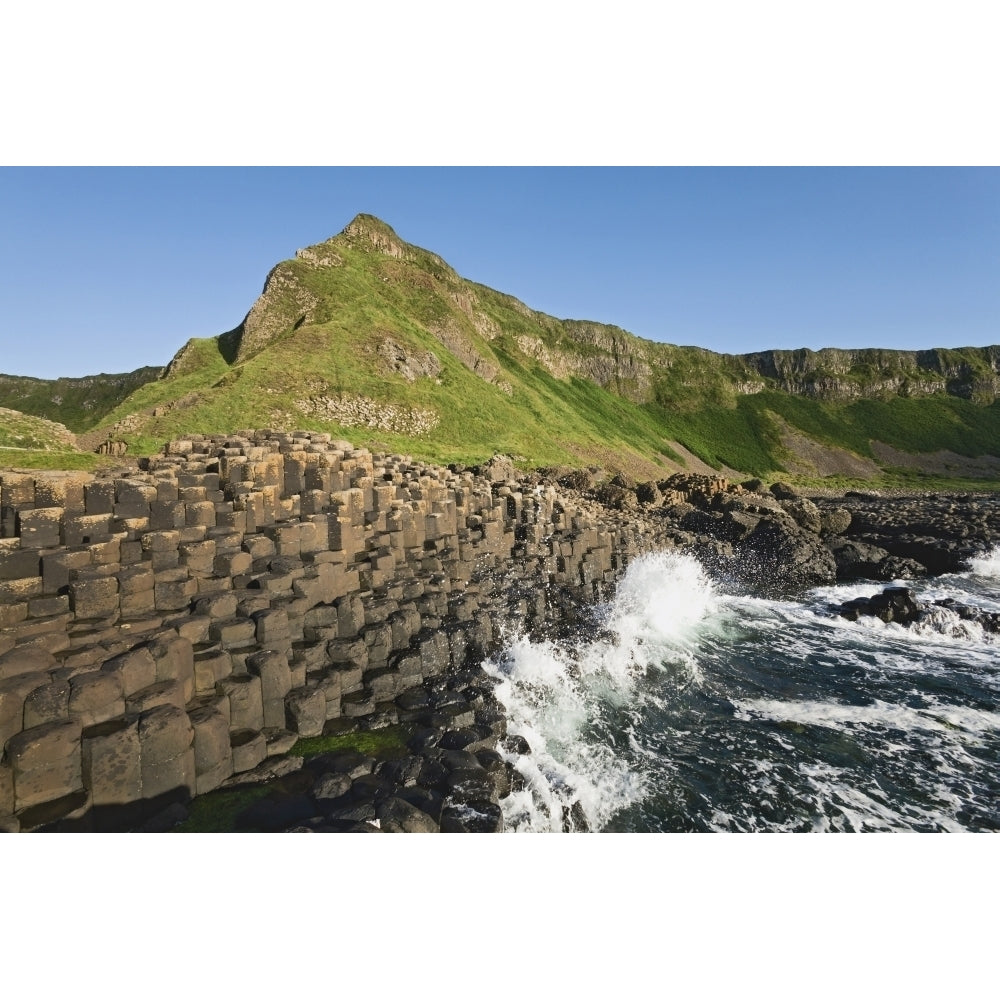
326, 801, 378, 825
350, 772, 396, 802
934, 599, 1000, 634
135, 801, 189, 832
877, 556, 927, 580
440, 799, 504, 833
819, 507, 852, 535
376, 755, 423, 788
407, 727, 442, 752
375, 796, 439, 833
236, 792, 316, 831
562, 801, 590, 832
837, 586, 923, 625
446, 768, 495, 802
303, 750, 375, 780
828, 538, 891, 580
502, 734, 531, 755
438, 728, 481, 751
396, 785, 445, 822
781, 498, 822, 534
735, 517, 837, 591
312, 772, 352, 801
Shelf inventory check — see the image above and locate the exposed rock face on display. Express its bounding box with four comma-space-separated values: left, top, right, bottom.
293, 395, 440, 436
342, 214, 428, 262
95, 439, 128, 457
427, 321, 501, 385
0, 432, 688, 832
837, 586, 924, 625
739, 346, 1000, 402
227, 261, 319, 364
5, 428, 1000, 832
734, 517, 837, 591
378, 338, 442, 383
294, 245, 343, 269
814, 492, 1000, 576
558, 322, 655, 403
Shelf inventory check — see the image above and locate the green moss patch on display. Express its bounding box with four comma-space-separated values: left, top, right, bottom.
173, 784, 275, 833
288, 724, 413, 760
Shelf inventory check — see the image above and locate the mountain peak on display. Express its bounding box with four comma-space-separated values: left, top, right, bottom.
340, 213, 409, 258
343, 212, 399, 237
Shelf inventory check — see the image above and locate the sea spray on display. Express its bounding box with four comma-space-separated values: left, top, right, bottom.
486, 551, 718, 832
488, 548, 1000, 832
968, 544, 1000, 579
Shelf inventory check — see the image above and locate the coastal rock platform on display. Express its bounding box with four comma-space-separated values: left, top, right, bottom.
3, 437, 999, 832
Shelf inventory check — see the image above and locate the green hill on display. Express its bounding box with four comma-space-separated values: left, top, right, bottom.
0, 367, 162, 433
6, 214, 1000, 484
0, 406, 107, 470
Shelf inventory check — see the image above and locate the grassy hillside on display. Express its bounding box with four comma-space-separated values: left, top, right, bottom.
11, 214, 1000, 484
0, 367, 162, 432
0, 406, 110, 471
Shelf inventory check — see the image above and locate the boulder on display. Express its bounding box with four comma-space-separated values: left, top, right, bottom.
735, 517, 837, 591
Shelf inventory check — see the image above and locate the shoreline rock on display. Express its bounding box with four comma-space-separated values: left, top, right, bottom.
3, 440, 999, 832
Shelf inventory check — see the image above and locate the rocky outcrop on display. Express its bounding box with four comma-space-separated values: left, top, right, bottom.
293, 394, 440, 436
6, 427, 1000, 832
226, 261, 319, 364
813, 492, 1000, 575
836, 585, 1000, 635
378, 337, 442, 383
738, 346, 1000, 402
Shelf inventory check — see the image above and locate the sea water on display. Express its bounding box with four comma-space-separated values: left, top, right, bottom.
485, 547, 1000, 832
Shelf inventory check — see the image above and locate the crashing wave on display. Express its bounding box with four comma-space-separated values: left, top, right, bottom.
967, 545, 1000, 579
486, 551, 717, 832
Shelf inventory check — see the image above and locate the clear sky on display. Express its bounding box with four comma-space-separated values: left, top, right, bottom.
1, 167, 997, 380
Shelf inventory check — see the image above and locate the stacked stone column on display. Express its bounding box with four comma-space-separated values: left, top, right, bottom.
1, 432, 664, 831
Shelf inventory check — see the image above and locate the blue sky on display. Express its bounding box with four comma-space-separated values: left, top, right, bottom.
1, 167, 997, 380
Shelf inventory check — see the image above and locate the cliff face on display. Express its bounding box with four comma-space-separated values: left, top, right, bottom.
738, 347, 1000, 402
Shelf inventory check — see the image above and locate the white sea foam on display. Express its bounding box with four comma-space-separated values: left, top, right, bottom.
968, 544, 1000, 579
486, 547, 1000, 832
734, 695, 1000, 737
487, 550, 717, 832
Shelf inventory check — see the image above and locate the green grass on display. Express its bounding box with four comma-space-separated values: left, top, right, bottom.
746, 393, 1000, 460
654, 399, 784, 475
173, 725, 413, 833
0, 449, 108, 471
0, 368, 161, 432
51, 216, 1000, 487
0, 407, 111, 470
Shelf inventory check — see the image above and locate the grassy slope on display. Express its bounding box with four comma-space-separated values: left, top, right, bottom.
0, 368, 162, 432
95, 241, 694, 470
42, 219, 1000, 484
0, 407, 112, 471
